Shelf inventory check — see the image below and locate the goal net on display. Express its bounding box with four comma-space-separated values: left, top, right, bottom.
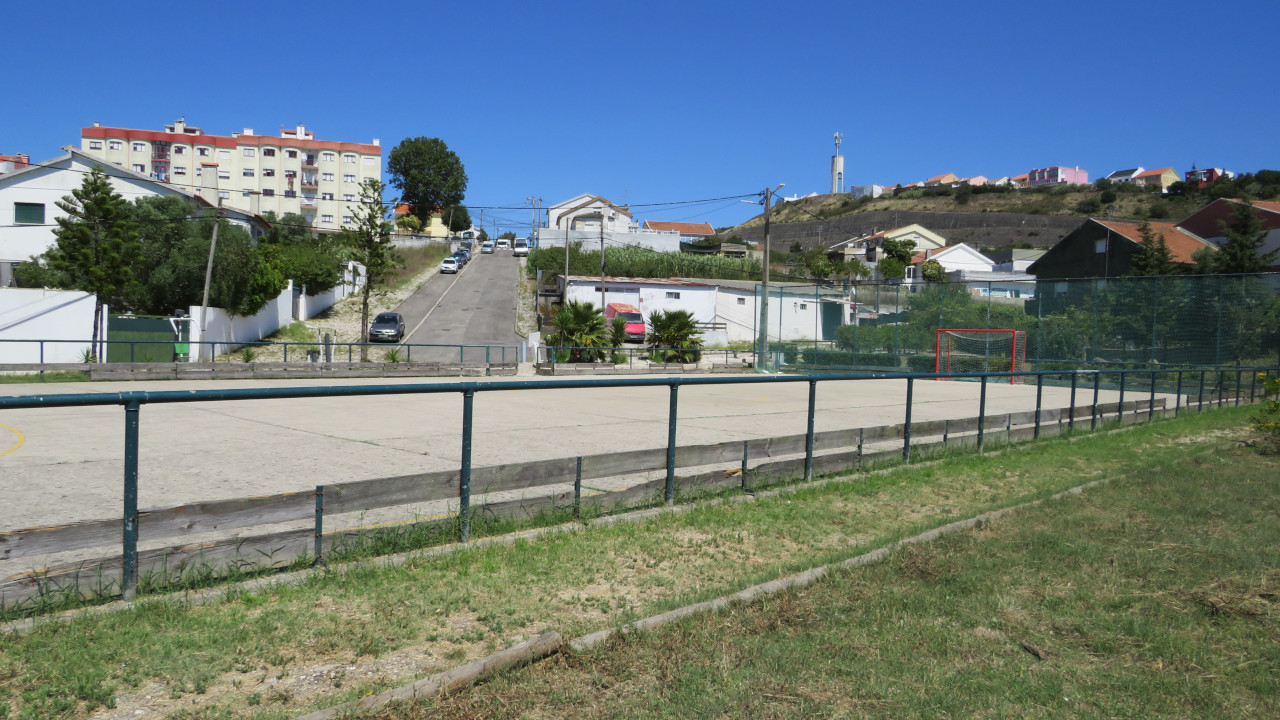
935, 329, 1027, 383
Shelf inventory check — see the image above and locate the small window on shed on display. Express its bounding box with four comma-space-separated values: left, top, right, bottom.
665, 291, 680, 299
736, 297, 746, 305
1094, 239, 1107, 254
14, 203, 45, 224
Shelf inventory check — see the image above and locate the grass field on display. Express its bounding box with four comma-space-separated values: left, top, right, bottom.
0, 406, 1275, 719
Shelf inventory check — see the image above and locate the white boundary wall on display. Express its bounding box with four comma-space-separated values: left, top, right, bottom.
296, 262, 365, 322
0, 288, 103, 363
189, 282, 293, 360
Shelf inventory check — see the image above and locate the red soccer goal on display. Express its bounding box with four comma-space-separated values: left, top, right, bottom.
935, 328, 1027, 384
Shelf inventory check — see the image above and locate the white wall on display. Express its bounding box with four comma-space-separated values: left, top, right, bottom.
296, 261, 364, 321
536, 228, 682, 253
565, 280, 717, 324
189, 281, 293, 359
0, 288, 102, 363
717, 288, 759, 343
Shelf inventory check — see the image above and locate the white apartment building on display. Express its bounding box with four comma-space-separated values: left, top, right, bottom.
80, 118, 381, 232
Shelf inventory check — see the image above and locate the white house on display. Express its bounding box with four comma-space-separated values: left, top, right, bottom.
849, 184, 885, 200
538, 194, 681, 252
911, 243, 1035, 298
0, 147, 265, 286
710, 280, 848, 345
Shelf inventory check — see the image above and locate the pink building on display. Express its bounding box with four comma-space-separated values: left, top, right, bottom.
1027, 166, 1089, 187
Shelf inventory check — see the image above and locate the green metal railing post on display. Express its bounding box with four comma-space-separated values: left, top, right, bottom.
314, 486, 324, 563
130, 341, 135, 363
977, 376, 988, 452
1069, 372, 1077, 433
485, 346, 491, 377
805, 379, 817, 480
902, 376, 914, 463
1092, 372, 1101, 430
1034, 374, 1043, 439
1218, 372, 1225, 409
1118, 371, 1126, 425
1198, 370, 1206, 412
1235, 369, 1242, 407
122, 400, 140, 602
574, 457, 582, 520
1250, 367, 1257, 403
1175, 371, 1183, 416
1148, 372, 1157, 421
283, 343, 289, 363
666, 383, 678, 506
741, 440, 749, 491
460, 388, 474, 542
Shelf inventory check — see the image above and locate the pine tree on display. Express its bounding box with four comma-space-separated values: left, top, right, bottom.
339, 179, 402, 361
1129, 221, 1178, 276
50, 167, 142, 360
1211, 202, 1278, 273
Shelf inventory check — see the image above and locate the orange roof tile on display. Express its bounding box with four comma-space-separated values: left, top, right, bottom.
644, 221, 715, 235
1095, 219, 1213, 264
1135, 167, 1173, 178
1249, 200, 1280, 215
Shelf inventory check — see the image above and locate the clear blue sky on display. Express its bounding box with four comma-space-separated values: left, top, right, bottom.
5, 0, 1277, 236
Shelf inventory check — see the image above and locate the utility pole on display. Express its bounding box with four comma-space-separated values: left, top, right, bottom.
199, 194, 221, 362
757, 184, 783, 372
599, 212, 607, 312
563, 217, 571, 302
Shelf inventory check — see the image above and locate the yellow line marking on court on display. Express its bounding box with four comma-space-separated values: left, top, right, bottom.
0, 422, 25, 458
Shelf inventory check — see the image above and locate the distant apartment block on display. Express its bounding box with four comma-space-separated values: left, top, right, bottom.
80, 118, 381, 232
1027, 166, 1089, 187
850, 184, 885, 200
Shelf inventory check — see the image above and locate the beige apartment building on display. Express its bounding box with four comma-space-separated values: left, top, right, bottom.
80, 118, 381, 232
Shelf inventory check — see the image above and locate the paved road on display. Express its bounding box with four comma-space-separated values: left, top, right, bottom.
392, 249, 523, 364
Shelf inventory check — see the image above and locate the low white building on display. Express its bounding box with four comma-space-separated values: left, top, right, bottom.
711, 280, 848, 345
0, 147, 265, 286
538, 194, 682, 252
910, 243, 1035, 298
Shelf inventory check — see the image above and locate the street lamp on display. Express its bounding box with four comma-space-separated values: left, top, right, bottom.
756, 183, 784, 372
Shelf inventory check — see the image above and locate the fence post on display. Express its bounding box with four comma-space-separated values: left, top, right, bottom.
1118, 371, 1126, 425
1250, 368, 1257, 403
1175, 371, 1183, 417
1092, 372, 1101, 430
574, 457, 582, 520
122, 399, 141, 602
857, 428, 864, 470
741, 440, 749, 491
1069, 372, 1077, 433
314, 486, 324, 564
460, 388, 474, 543
977, 376, 988, 452
666, 383, 678, 506
902, 376, 913, 463
130, 341, 135, 363
1198, 370, 1206, 413
486, 346, 491, 377
283, 343, 289, 363
1235, 369, 1242, 407
1034, 373, 1043, 439
1148, 372, 1157, 421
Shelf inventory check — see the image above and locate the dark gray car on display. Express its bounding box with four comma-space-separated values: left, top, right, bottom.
369, 312, 406, 342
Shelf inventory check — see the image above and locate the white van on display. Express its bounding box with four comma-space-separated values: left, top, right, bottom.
512, 238, 529, 257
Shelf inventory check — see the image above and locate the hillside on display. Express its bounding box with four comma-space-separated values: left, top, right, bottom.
722, 186, 1193, 252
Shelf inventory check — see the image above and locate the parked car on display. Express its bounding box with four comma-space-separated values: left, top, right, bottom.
512, 238, 529, 257
368, 312, 406, 343
456, 247, 472, 262
481, 240, 495, 254
440, 256, 460, 274
495, 238, 510, 249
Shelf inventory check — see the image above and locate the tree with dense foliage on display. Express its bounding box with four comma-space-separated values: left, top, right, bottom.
48, 168, 143, 358
878, 256, 906, 281
547, 300, 608, 362
921, 259, 945, 282
394, 213, 423, 234
386, 137, 467, 225
442, 205, 471, 233
879, 238, 916, 264
339, 179, 402, 360
1129, 221, 1179, 276
647, 309, 703, 363
260, 211, 344, 295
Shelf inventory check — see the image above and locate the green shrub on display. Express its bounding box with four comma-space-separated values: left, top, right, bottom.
1250, 373, 1280, 454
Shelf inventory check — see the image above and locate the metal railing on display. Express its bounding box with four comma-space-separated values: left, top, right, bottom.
1, 365, 1274, 602
0, 338, 521, 365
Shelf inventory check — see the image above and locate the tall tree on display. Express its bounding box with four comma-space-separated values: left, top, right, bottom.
49, 168, 143, 359
1209, 202, 1278, 274
386, 137, 467, 225
1129, 221, 1178, 276
340, 179, 402, 360
442, 205, 472, 233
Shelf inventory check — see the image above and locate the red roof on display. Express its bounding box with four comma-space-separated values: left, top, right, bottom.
643, 220, 714, 235
1095, 219, 1213, 264
1250, 200, 1280, 215
1135, 167, 1173, 178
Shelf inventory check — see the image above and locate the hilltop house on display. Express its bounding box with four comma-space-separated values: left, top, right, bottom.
1134, 167, 1179, 193
1027, 166, 1089, 187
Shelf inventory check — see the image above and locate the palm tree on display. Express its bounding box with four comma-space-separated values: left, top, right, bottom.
647, 309, 703, 363
548, 301, 608, 362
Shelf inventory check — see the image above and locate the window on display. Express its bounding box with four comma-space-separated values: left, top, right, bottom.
131, 164, 145, 173
1094, 239, 1107, 254
132, 142, 146, 152
243, 168, 255, 177
737, 297, 746, 305
14, 203, 44, 224
197, 147, 209, 157
218, 191, 230, 200
362, 156, 376, 167
286, 150, 298, 159
173, 166, 186, 176
343, 193, 355, 202
321, 214, 334, 223
343, 154, 356, 163
88, 141, 102, 150
798, 303, 808, 310
262, 189, 274, 197
108, 140, 123, 150
665, 292, 681, 299
217, 149, 230, 160
173, 146, 185, 155
218, 169, 230, 180
262, 168, 275, 177
242, 148, 256, 157
262, 149, 276, 157
322, 172, 335, 181
321, 152, 335, 162
342, 174, 356, 183
195, 167, 202, 176
321, 192, 334, 200
342, 215, 353, 224
284, 190, 297, 198
242, 189, 253, 197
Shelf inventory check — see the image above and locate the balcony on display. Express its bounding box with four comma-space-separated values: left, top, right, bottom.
302, 155, 318, 168
300, 174, 319, 189
301, 195, 318, 209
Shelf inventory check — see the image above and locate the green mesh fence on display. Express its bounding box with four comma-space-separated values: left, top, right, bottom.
753, 273, 1280, 374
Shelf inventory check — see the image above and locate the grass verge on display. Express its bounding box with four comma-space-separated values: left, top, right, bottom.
0, 371, 90, 384
0, 407, 1273, 719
